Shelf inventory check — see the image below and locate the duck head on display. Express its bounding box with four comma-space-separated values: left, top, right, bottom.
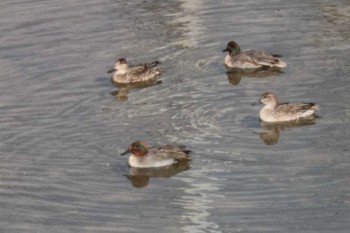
107, 58, 129, 73
121, 141, 149, 157
222, 41, 241, 56
260, 92, 278, 108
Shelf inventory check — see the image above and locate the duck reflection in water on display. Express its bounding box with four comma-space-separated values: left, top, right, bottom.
110, 88, 128, 102
258, 118, 318, 145
110, 79, 162, 102
126, 162, 191, 188
226, 67, 283, 85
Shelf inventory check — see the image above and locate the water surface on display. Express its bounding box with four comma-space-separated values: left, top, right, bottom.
1, 0, 350, 232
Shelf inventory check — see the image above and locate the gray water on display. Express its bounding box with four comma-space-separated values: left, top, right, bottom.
1, 0, 350, 232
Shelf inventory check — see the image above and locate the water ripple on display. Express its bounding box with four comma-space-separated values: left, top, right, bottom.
1, 0, 350, 232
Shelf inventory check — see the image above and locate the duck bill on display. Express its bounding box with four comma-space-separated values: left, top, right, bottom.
222, 48, 229, 52
107, 68, 116, 74
120, 149, 130, 156
251, 100, 262, 106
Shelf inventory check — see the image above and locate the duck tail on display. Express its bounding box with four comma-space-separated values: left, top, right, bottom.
309, 103, 320, 110
183, 149, 192, 155
270, 53, 287, 68
178, 145, 191, 155
301, 103, 320, 111
181, 151, 192, 161
271, 53, 283, 58
275, 60, 287, 68
148, 60, 160, 68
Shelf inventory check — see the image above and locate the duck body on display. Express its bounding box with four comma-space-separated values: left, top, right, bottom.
121, 141, 191, 168
108, 58, 160, 84
258, 92, 319, 123
223, 41, 287, 70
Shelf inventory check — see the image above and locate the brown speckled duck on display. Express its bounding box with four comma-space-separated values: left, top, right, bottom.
258, 92, 319, 123
108, 58, 160, 84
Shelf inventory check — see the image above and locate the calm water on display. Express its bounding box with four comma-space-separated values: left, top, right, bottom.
1, 0, 350, 232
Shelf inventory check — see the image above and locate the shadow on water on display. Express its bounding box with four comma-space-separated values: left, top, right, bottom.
225, 67, 283, 86
258, 116, 320, 145
125, 162, 191, 188
110, 79, 162, 102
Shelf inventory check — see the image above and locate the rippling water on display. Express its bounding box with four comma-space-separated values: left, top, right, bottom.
1, 0, 350, 232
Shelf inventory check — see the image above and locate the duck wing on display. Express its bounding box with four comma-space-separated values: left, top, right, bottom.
129, 61, 159, 71
151, 145, 191, 161
127, 64, 148, 75
275, 102, 319, 115
242, 50, 286, 68
127, 61, 160, 81
145, 60, 160, 69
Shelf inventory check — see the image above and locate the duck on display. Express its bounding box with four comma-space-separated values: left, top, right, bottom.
107, 58, 160, 84
258, 92, 319, 123
121, 141, 191, 168
222, 41, 287, 69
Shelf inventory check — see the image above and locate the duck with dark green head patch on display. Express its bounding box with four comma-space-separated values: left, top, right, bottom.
223, 40, 287, 70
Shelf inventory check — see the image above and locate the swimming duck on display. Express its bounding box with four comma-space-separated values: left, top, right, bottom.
258, 92, 319, 122
223, 41, 287, 69
107, 58, 160, 84
121, 141, 191, 168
